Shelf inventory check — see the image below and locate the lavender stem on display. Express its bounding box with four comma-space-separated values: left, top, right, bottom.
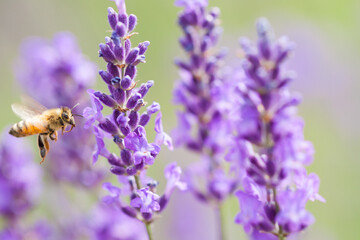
216, 204, 226, 240
145, 222, 154, 240
134, 175, 142, 190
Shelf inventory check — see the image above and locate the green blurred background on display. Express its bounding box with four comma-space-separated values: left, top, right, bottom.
1, 0, 359, 239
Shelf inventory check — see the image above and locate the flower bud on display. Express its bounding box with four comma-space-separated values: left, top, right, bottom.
126, 93, 141, 109
138, 80, 154, 97
138, 41, 150, 55
107, 63, 119, 77
118, 13, 128, 26
99, 43, 116, 62
110, 166, 126, 175
125, 65, 136, 79
121, 75, 132, 90
94, 92, 117, 108
114, 45, 125, 62
107, 7, 118, 30
121, 149, 133, 166
124, 39, 131, 55
128, 14, 137, 32
115, 22, 126, 38
128, 111, 139, 128
99, 118, 118, 135
125, 48, 140, 65
99, 70, 112, 85
112, 88, 126, 105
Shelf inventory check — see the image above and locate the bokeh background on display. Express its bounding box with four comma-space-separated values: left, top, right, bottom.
0, 0, 359, 239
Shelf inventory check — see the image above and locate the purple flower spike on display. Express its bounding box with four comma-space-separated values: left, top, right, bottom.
87, 0, 180, 233
173, 0, 238, 219
233, 18, 324, 238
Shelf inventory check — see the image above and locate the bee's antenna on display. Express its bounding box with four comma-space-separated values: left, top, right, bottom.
73, 113, 84, 118
71, 103, 80, 111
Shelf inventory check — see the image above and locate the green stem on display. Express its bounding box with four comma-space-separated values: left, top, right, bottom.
145, 222, 154, 240
216, 204, 226, 240
134, 175, 141, 190
279, 235, 286, 240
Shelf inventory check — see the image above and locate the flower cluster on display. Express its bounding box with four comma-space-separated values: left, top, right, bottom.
84, 0, 185, 234
0, 131, 51, 239
173, 0, 238, 205
15, 33, 104, 187
59, 203, 147, 240
232, 18, 325, 239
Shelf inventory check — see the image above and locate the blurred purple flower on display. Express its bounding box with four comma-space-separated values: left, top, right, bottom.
130, 187, 160, 214
0, 132, 41, 220
232, 18, 324, 238
14, 32, 105, 188
87, 203, 147, 240
173, 0, 239, 210
276, 190, 315, 233
164, 162, 187, 197
0, 131, 52, 239
154, 112, 173, 150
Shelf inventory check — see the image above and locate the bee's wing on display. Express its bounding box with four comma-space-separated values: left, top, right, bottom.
11, 98, 47, 120
20, 96, 48, 113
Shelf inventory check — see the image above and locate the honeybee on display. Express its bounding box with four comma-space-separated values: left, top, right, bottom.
9, 98, 78, 164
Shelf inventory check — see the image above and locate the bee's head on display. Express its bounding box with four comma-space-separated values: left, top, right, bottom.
61, 107, 75, 127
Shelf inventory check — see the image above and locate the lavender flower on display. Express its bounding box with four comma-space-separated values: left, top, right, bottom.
0, 131, 41, 221
233, 18, 325, 239
173, 0, 237, 202
85, 0, 184, 238
59, 203, 147, 240
0, 130, 51, 239
173, 0, 239, 238
15, 33, 104, 187
87, 203, 147, 240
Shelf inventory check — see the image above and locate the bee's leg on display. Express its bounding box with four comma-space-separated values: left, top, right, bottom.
61, 126, 65, 135
64, 125, 74, 133
49, 131, 58, 142
38, 134, 49, 164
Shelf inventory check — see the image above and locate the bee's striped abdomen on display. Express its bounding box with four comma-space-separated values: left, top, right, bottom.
9, 119, 45, 137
